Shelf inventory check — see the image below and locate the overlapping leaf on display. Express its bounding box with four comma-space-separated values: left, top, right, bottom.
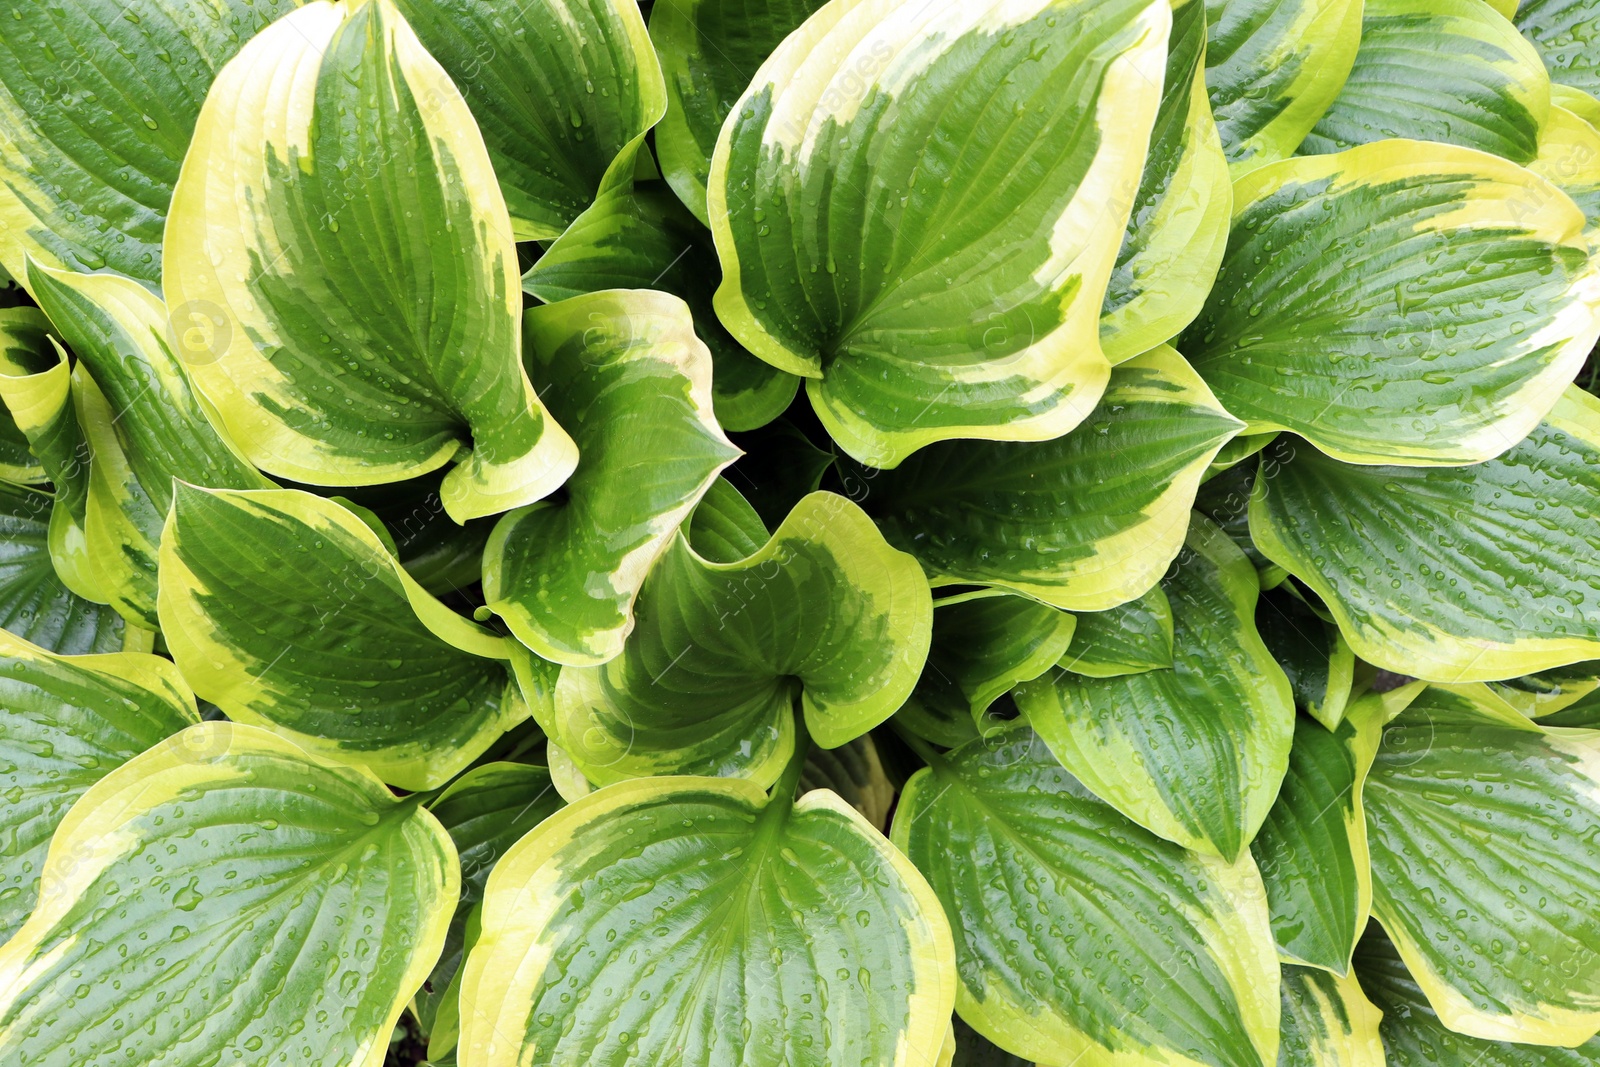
859, 345, 1242, 610
0, 482, 123, 654
0, 722, 457, 1067
1364, 685, 1600, 1045
1061, 585, 1175, 677
158, 485, 534, 791
548, 490, 930, 787
0, 307, 51, 484
709, 0, 1170, 466
1014, 513, 1295, 859
1518, 0, 1600, 98
1251, 388, 1600, 682
163, 0, 576, 520
458, 767, 956, 1067
893, 725, 1280, 1067
1185, 140, 1600, 466
483, 290, 737, 666
1278, 964, 1386, 1066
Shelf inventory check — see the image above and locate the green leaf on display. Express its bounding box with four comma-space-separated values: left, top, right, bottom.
1060, 585, 1176, 677
0, 630, 195, 941
1364, 684, 1600, 1045
548, 491, 931, 786
892, 725, 1279, 1067
29, 263, 271, 627
1358, 925, 1600, 1064
683, 474, 772, 562
859, 344, 1243, 610
1554, 83, 1600, 127
162, 0, 577, 521
393, 0, 665, 240
1257, 586, 1356, 729
1301, 0, 1551, 163
521, 181, 798, 431
413, 763, 564, 1059
0, 481, 123, 654
1251, 711, 1377, 974
0, 721, 458, 1067
0, 307, 52, 484
1533, 105, 1600, 233
0, 0, 301, 288
458, 766, 956, 1067
0, 313, 97, 600
950, 1017, 1030, 1067
1014, 513, 1295, 859
1278, 964, 1386, 1066
798, 733, 896, 832
649, 0, 830, 224
158, 485, 534, 791
1203, 0, 1363, 169
1184, 140, 1600, 466
897, 591, 1076, 748
1249, 389, 1600, 682
1518, 0, 1600, 98
708, 0, 1171, 467
483, 290, 738, 666
1102, 0, 1233, 362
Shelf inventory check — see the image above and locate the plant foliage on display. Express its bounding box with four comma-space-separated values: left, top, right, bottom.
2, 0, 1600, 1065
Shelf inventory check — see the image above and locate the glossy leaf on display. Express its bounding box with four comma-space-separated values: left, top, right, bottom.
1364, 685, 1600, 1045
1103, 0, 1233, 362
898, 592, 1076, 747
1185, 140, 1600, 466
163, 0, 577, 521
1204, 0, 1363, 168
859, 345, 1243, 610
1278, 964, 1386, 1066
521, 181, 798, 431
548, 491, 931, 786
1250, 389, 1600, 682
394, 0, 666, 240
1060, 585, 1176, 677
709, 0, 1171, 467
484, 290, 738, 666
0, 722, 457, 1067
1257, 586, 1356, 729
0, 0, 301, 288
29, 263, 270, 627
1015, 513, 1295, 859
1517, 0, 1600, 98
1358, 925, 1600, 1064
1301, 0, 1550, 162
158, 485, 533, 791
0, 307, 51, 484
650, 0, 830, 223
0, 482, 123, 654
414, 763, 564, 1059
1251, 711, 1377, 974
893, 725, 1279, 1067
458, 767, 956, 1067
0, 629, 195, 940
1533, 105, 1600, 233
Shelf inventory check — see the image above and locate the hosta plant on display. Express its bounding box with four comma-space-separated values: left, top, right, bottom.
3, 0, 1600, 1065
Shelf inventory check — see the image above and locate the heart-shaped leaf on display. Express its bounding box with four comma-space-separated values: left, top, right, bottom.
1301, 0, 1550, 162
394, 0, 665, 240
458, 763, 956, 1067
0, 630, 194, 940
548, 490, 931, 786
1203, 0, 1363, 169
1184, 140, 1600, 466
163, 0, 577, 520
1014, 513, 1295, 859
709, 0, 1171, 467
0, 721, 457, 1067
1103, 0, 1233, 362
857, 344, 1243, 610
1364, 684, 1600, 1045
158, 484, 535, 791
484, 289, 738, 666
1250, 388, 1600, 682
0, 0, 301, 288
892, 725, 1279, 1067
